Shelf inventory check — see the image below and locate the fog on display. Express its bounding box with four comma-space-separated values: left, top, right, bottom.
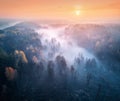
0, 21, 21, 30
36, 25, 96, 66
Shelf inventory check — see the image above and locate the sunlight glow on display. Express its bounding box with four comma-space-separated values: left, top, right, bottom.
75, 10, 81, 16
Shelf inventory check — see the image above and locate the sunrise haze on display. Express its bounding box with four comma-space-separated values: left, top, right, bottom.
0, 0, 120, 23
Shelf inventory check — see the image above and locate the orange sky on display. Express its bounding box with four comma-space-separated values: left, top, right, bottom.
0, 0, 120, 22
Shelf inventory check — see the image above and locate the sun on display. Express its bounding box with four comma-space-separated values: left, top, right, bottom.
75, 10, 81, 16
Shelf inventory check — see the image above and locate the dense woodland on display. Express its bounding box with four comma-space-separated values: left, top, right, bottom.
0, 22, 120, 101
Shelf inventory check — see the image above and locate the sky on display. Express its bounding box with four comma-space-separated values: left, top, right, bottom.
0, 0, 120, 22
